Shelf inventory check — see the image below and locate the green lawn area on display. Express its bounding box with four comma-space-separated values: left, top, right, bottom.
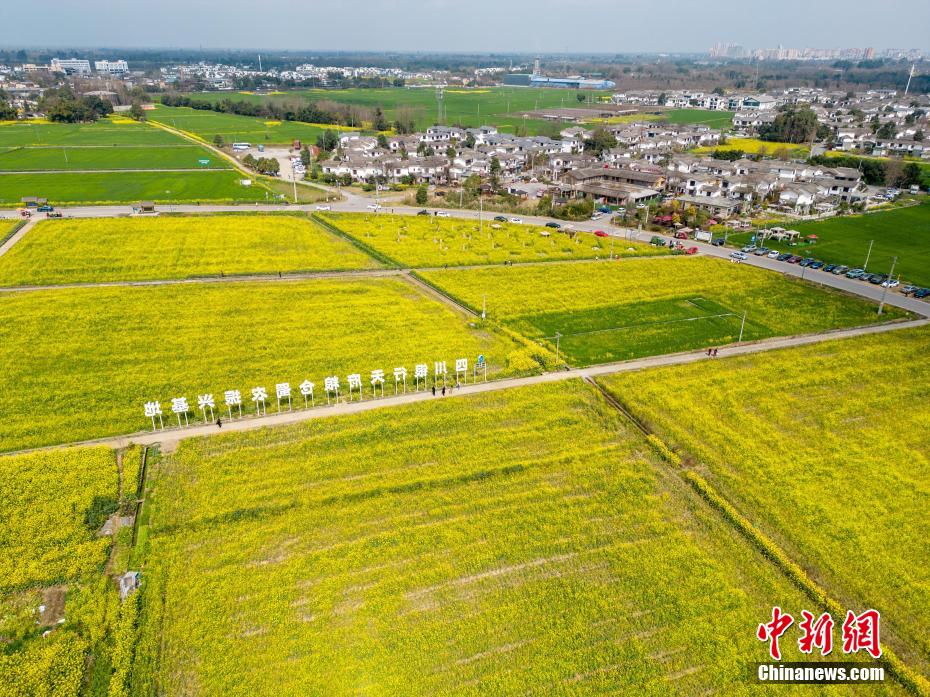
184, 87, 615, 137
729, 202, 930, 287
0, 170, 276, 206
134, 381, 857, 694
664, 109, 735, 129
0, 118, 185, 146
0, 277, 525, 452
0, 214, 381, 286
0, 145, 230, 171
599, 325, 930, 680
148, 104, 337, 145
419, 257, 903, 366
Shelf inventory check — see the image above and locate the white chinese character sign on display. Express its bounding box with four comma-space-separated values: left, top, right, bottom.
455, 358, 468, 384
324, 376, 339, 405
224, 389, 243, 419
171, 397, 190, 427
276, 382, 292, 412
197, 393, 215, 423
143, 401, 163, 431
393, 366, 407, 394
251, 386, 268, 416
299, 380, 315, 408
434, 361, 447, 386
414, 363, 428, 391
347, 373, 362, 401
371, 369, 385, 397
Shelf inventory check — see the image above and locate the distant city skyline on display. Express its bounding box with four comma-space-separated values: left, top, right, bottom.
1, 0, 928, 54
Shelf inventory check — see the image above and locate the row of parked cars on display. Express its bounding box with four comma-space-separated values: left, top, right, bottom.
731, 244, 930, 298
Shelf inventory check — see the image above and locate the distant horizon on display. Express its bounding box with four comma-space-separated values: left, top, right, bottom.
1, 0, 928, 54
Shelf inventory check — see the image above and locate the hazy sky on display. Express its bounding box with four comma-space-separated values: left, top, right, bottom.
2, 0, 928, 53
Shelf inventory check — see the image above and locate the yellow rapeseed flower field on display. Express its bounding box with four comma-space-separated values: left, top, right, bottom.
0, 277, 526, 451
135, 381, 850, 694
0, 214, 381, 286
317, 212, 664, 267
599, 326, 930, 679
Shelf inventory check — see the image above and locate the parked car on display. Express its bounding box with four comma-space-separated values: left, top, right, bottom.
315, 204, 331, 211
416, 209, 430, 216
685, 247, 698, 255
674, 231, 688, 239
435, 211, 451, 218
901, 285, 919, 296
881, 279, 899, 288
46, 211, 62, 218
711, 238, 725, 246
730, 251, 748, 261
809, 261, 825, 270
366, 203, 381, 210
545, 222, 561, 229
823, 264, 836, 273
597, 205, 612, 213
650, 236, 665, 246
787, 255, 802, 264
590, 213, 603, 220
741, 245, 757, 253
798, 258, 814, 267
594, 230, 608, 237
753, 247, 769, 256
832, 265, 849, 275
509, 217, 523, 224
776, 253, 792, 261
868, 274, 888, 285
914, 288, 930, 299
37, 205, 54, 212
846, 268, 866, 279
493, 215, 507, 222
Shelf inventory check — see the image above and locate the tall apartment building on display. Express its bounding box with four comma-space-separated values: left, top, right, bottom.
50, 58, 92, 75
94, 60, 129, 76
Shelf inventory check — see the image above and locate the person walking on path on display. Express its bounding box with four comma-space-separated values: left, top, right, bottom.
442, 385, 446, 397
432, 384, 436, 397
216, 417, 223, 429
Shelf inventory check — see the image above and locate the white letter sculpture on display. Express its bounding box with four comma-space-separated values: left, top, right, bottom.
324, 376, 339, 405
371, 369, 385, 397
143, 401, 163, 432
251, 386, 268, 416
455, 358, 468, 385
299, 379, 315, 408
393, 366, 407, 394
275, 382, 292, 413
347, 373, 362, 401
171, 397, 190, 427
224, 389, 243, 419
434, 360, 448, 387
414, 363, 428, 391
197, 393, 215, 423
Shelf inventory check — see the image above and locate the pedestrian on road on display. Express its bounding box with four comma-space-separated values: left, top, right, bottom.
442, 385, 446, 397
216, 417, 222, 429
432, 384, 436, 397
713, 348, 718, 357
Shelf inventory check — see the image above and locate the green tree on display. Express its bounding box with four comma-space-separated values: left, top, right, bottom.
464, 133, 476, 149
373, 107, 388, 131
489, 156, 502, 188
415, 183, 428, 205
757, 107, 819, 144
213, 134, 225, 148
377, 133, 389, 149
584, 127, 617, 155
875, 122, 896, 140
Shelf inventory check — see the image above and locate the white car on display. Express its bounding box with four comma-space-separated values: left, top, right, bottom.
590, 213, 603, 220
730, 251, 748, 261
435, 211, 451, 218
881, 279, 899, 288
767, 250, 780, 259
366, 203, 382, 211
509, 217, 523, 224
315, 205, 331, 211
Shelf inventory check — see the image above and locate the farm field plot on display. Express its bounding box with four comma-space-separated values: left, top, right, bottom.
0, 277, 525, 452
0, 118, 184, 147
316, 211, 664, 267
694, 136, 808, 157
148, 104, 336, 145
0, 214, 381, 285
186, 87, 613, 136
664, 108, 735, 129
0, 169, 272, 205
0, 144, 231, 171
598, 325, 930, 679
134, 381, 864, 695
729, 202, 930, 287
419, 256, 901, 365
0, 447, 120, 696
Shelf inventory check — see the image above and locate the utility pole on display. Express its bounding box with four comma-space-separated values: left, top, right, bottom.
864, 239, 874, 270
555, 332, 562, 363
482, 294, 486, 319
878, 256, 897, 316
479, 194, 483, 234
738, 310, 747, 342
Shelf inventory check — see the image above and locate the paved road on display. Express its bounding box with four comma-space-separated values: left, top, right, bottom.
0, 216, 37, 258
7, 317, 923, 457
